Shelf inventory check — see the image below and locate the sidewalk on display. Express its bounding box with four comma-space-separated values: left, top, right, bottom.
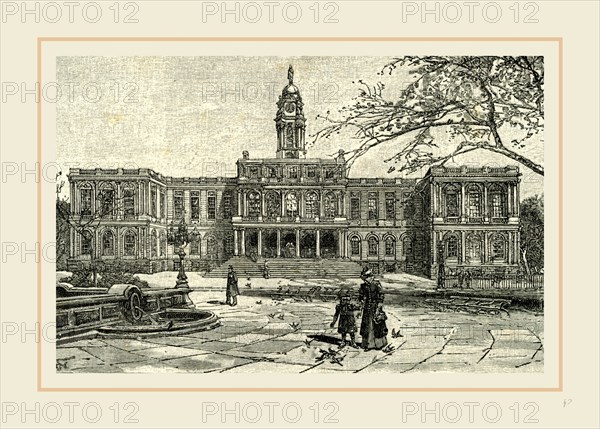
57, 289, 543, 374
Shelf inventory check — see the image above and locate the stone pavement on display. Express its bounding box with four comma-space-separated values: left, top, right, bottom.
56, 290, 543, 374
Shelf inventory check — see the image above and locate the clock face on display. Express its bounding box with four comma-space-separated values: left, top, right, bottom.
284, 102, 296, 114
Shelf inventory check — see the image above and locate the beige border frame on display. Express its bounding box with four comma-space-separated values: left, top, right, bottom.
37, 37, 562, 392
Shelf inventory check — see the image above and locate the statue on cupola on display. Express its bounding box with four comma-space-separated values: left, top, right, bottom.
275, 65, 306, 159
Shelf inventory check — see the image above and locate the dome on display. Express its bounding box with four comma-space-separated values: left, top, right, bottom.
283, 83, 299, 94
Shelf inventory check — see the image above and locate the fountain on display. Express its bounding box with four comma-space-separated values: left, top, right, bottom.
56, 282, 219, 343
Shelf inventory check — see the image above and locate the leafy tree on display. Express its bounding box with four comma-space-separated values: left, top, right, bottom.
312, 56, 544, 176
520, 194, 544, 274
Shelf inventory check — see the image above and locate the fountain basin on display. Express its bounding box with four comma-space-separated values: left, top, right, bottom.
96, 308, 220, 338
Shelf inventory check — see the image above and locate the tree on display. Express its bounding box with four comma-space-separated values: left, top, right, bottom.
312, 56, 544, 176
56, 174, 127, 287
519, 194, 544, 274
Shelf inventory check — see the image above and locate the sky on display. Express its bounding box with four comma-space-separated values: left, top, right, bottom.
56, 56, 543, 199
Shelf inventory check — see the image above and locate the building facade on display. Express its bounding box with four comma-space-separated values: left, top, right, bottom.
66, 67, 521, 278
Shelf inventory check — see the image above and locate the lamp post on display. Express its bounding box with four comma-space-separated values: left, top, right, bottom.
167, 218, 197, 288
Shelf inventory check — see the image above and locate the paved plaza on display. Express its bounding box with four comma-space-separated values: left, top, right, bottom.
56, 275, 543, 374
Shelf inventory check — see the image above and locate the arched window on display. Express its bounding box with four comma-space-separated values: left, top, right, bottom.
206, 235, 217, 259
98, 185, 115, 217
159, 232, 167, 257
102, 230, 114, 256
350, 235, 361, 256
384, 236, 396, 256
445, 185, 460, 218
446, 235, 458, 259
402, 235, 413, 256
467, 185, 482, 218
79, 184, 93, 216
305, 191, 319, 219
324, 192, 338, 219
189, 237, 201, 256
122, 186, 135, 218
466, 233, 482, 264
150, 230, 158, 258
81, 231, 93, 255
247, 191, 261, 218
285, 192, 298, 218
489, 184, 507, 218
490, 234, 507, 262
123, 230, 136, 256
368, 236, 379, 256
265, 191, 280, 218
224, 233, 234, 256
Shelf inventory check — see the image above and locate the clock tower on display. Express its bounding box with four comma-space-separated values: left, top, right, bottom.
275, 65, 306, 159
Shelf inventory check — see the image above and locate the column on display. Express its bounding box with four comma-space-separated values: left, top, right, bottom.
432, 183, 438, 217
460, 231, 466, 264
295, 229, 300, 257
234, 229, 239, 256
281, 192, 286, 217
483, 183, 489, 221
507, 183, 513, 216
432, 232, 437, 264
316, 229, 321, 257
261, 193, 266, 216
483, 232, 489, 263
337, 230, 342, 258
515, 182, 520, 216
243, 191, 247, 217
240, 229, 246, 256
237, 191, 242, 216
276, 229, 281, 257
508, 232, 513, 264
258, 229, 263, 256
460, 182, 466, 222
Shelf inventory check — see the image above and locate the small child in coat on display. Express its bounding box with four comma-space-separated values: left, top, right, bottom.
330, 292, 361, 348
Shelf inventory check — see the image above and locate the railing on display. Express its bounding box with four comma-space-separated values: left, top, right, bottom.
440, 272, 543, 289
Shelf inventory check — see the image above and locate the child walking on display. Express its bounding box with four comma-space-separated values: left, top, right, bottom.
330, 291, 360, 348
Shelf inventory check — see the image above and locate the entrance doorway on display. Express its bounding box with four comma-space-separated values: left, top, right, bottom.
320, 230, 337, 259
263, 230, 278, 258
245, 230, 258, 259
281, 231, 296, 258
300, 231, 316, 258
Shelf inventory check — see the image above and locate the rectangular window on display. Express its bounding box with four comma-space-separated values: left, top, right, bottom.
174, 191, 184, 219
80, 188, 92, 216
160, 190, 166, 218
324, 167, 335, 179
223, 192, 232, 218
350, 195, 360, 220
288, 166, 298, 179
249, 167, 259, 178
385, 192, 395, 220
151, 187, 157, 217
368, 192, 378, 220
207, 191, 216, 220
191, 191, 200, 220
306, 166, 316, 178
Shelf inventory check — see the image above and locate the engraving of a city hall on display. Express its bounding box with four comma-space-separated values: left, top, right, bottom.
66, 68, 522, 279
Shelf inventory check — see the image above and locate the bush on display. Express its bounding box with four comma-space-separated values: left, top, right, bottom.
63, 264, 149, 289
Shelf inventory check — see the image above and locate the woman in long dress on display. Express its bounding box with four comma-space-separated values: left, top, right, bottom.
358, 268, 386, 350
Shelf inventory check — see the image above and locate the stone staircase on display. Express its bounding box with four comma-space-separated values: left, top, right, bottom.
204, 257, 363, 279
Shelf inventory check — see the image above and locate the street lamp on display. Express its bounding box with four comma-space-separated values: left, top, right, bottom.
167, 218, 196, 288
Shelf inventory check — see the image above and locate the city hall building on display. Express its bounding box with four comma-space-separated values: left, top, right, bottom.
66, 68, 522, 278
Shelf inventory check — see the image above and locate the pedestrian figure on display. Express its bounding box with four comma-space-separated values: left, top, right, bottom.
372, 304, 389, 350
330, 291, 360, 348
226, 265, 239, 306
358, 267, 385, 351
